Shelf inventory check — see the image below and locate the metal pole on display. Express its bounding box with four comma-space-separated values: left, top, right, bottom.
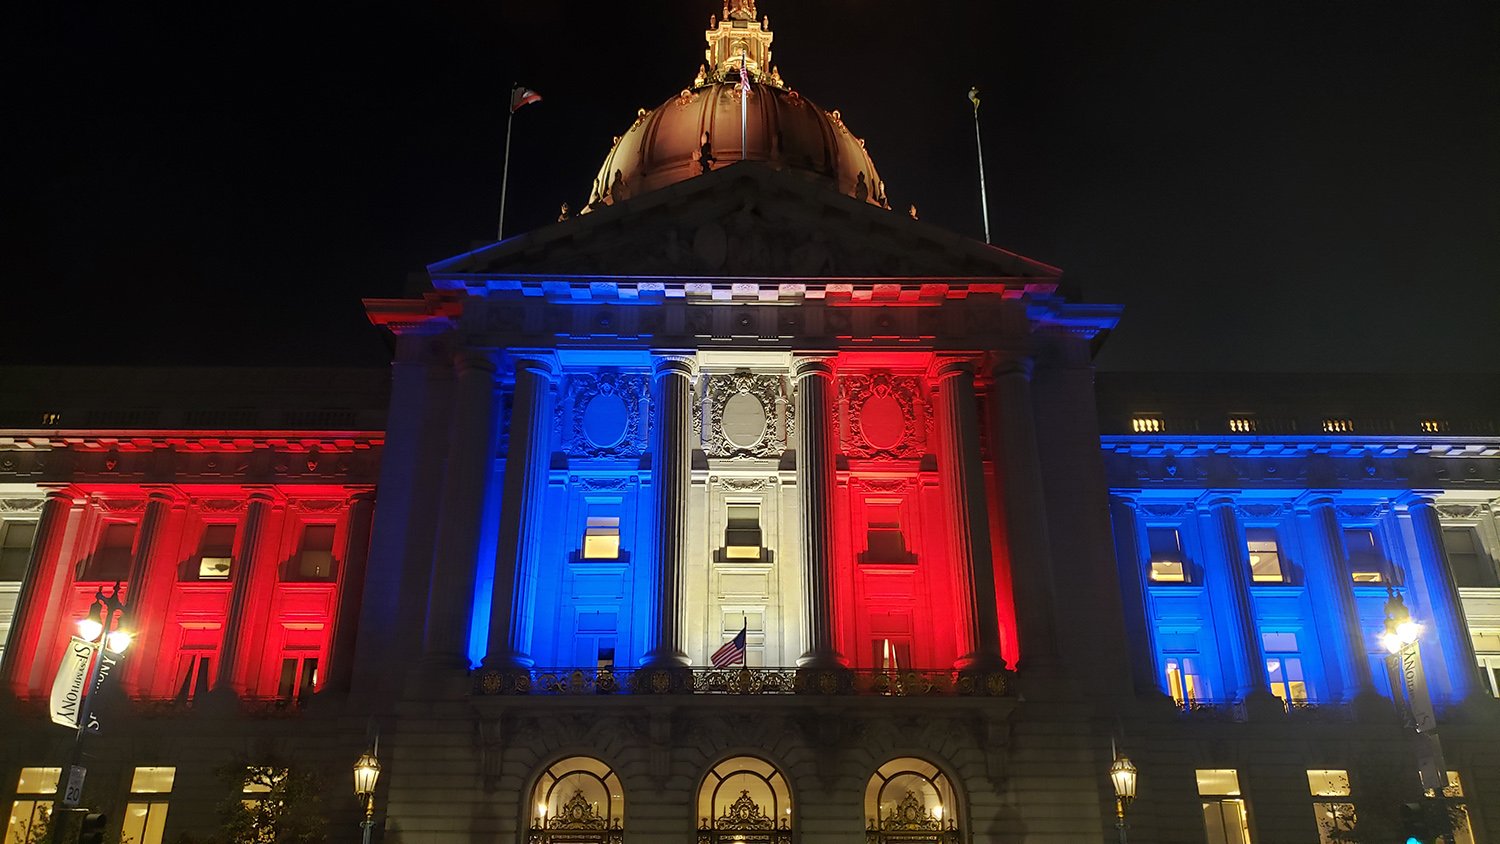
1116, 800, 1129, 844
497, 108, 516, 241
973, 105, 992, 245
741, 51, 749, 160
50, 638, 102, 841
361, 804, 374, 844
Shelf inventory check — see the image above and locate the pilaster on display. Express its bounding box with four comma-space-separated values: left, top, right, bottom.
1198, 494, 1270, 701
641, 353, 696, 669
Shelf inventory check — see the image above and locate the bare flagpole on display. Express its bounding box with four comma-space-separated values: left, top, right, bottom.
969, 87, 992, 244
497, 103, 516, 241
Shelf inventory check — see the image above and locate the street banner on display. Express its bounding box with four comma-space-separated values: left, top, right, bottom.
82, 647, 123, 734
1400, 643, 1438, 734
49, 637, 97, 729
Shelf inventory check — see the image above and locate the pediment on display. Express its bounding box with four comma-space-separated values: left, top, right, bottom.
429, 164, 1060, 282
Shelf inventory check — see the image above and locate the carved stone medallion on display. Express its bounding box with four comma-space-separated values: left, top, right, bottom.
703, 371, 790, 459
839, 372, 926, 460
559, 371, 650, 459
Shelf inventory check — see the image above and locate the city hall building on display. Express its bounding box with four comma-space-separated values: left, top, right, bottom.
2, 3, 1497, 842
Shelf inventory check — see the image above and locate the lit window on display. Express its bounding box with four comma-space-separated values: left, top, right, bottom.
862, 502, 912, 563
84, 522, 137, 582
277, 656, 318, 705
583, 505, 621, 560
196, 523, 236, 581
1419, 419, 1448, 433
40, 412, 62, 426
1246, 528, 1285, 583
174, 652, 214, 701
1264, 632, 1308, 707
294, 524, 336, 580
1342, 528, 1387, 583
1165, 657, 1205, 707
1227, 416, 1258, 434
724, 503, 762, 560
1307, 770, 1355, 844
1443, 527, 1495, 588
1197, 769, 1252, 844
121, 767, 175, 844
0, 521, 38, 582
1322, 418, 1354, 433
872, 638, 911, 671
1433, 771, 1476, 844
1132, 415, 1165, 433
7, 768, 60, 844
1472, 632, 1500, 699
1147, 527, 1187, 582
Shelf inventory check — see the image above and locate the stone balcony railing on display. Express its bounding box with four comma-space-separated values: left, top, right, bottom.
474, 666, 1012, 697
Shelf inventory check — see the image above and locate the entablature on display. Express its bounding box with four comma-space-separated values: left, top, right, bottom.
0, 431, 383, 485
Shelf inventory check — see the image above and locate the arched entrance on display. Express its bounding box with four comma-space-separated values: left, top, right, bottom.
696, 756, 792, 843
864, 758, 961, 843
528, 756, 624, 844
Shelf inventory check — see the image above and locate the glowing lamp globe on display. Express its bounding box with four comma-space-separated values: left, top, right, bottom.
1110, 755, 1138, 803
353, 751, 381, 799
105, 630, 133, 654
77, 618, 104, 642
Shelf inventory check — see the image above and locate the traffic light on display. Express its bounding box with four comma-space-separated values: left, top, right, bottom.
79, 812, 109, 844
1399, 801, 1429, 844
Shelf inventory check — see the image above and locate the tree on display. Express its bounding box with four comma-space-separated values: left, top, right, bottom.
211, 760, 328, 844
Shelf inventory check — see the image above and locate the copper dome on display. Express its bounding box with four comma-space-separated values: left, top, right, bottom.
587, 81, 889, 211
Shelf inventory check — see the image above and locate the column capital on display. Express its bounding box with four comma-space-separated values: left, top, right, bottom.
650, 352, 698, 380
1109, 493, 1141, 510
988, 352, 1035, 380
39, 485, 82, 505
503, 350, 559, 380
454, 348, 501, 375
1197, 491, 1242, 511
929, 354, 982, 381
245, 489, 279, 506
790, 353, 837, 381
143, 487, 185, 507
1293, 491, 1340, 513
1396, 491, 1442, 511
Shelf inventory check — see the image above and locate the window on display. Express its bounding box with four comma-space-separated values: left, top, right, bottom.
122, 767, 175, 844
277, 656, 318, 705
0, 521, 37, 582
1472, 632, 1500, 698
1227, 416, 1257, 434
865, 758, 959, 843
7, 767, 59, 844
573, 610, 617, 670
1197, 769, 1252, 844
1147, 527, 1187, 582
1443, 527, 1495, 588
1165, 656, 1205, 707
530, 756, 625, 843
84, 522, 136, 582
294, 525, 336, 580
1263, 632, 1308, 707
1434, 771, 1475, 844
1322, 418, 1354, 433
862, 502, 912, 563
698, 757, 792, 843
175, 652, 214, 700
1246, 528, 1285, 583
582, 505, 620, 560
1132, 415, 1164, 433
1307, 770, 1355, 844
872, 638, 911, 671
724, 503, 762, 560
1342, 528, 1387, 583
196, 523, 236, 581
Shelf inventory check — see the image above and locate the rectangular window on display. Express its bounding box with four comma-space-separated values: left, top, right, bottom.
121, 767, 175, 844
196, 523, 236, 581
1436, 771, 1476, 844
1342, 528, 1386, 583
1264, 632, 1308, 706
7, 767, 60, 844
1147, 527, 1187, 582
1472, 632, 1500, 698
277, 656, 318, 705
872, 638, 912, 671
1246, 528, 1285, 583
295, 525, 336, 580
582, 505, 621, 560
1165, 657, 1205, 707
863, 503, 912, 563
1308, 770, 1355, 844
0, 521, 37, 582
1443, 527, 1495, 588
85, 522, 137, 582
174, 652, 214, 700
724, 503, 763, 560
1197, 769, 1252, 844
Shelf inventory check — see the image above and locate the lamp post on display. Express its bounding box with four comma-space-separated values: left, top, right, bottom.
1109, 751, 1138, 844
51, 584, 131, 838
353, 747, 381, 844
1381, 588, 1448, 794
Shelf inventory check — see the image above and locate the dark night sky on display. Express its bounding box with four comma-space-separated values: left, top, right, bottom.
7, 1, 1498, 372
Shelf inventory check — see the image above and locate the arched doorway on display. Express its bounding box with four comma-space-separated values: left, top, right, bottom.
528, 756, 624, 844
696, 756, 792, 843
864, 758, 961, 843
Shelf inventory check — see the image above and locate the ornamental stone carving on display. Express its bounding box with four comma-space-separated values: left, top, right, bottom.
710, 476, 774, 492
1436, 503, 1485, 520
702, 371, 791, 459
559, 371, 651, 459
838, 372, 927, 460
0, 498, 45, 513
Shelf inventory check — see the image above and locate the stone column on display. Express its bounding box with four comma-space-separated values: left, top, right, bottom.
0, 488, 78, 697
932, 357, 1005, 672
420, 350, 502, 669
1109, 496, 1163, 696
122, 489, 178, 695
1199, 495, 1269, 699
216, 490, 276, 693
793, 355, 843, 669
640, 354, 695, 669
483, 354, 556, 670
1299, 496, 1375, 700
328, 491, 376, 692
987, 357, 1058, 665
1403, 494, 1482, 701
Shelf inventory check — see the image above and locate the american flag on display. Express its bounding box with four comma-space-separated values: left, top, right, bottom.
711, 622, 748, 668
509, 86, 542, 114
739, 54, 751, 92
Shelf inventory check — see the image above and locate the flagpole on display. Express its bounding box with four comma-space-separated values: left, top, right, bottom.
970, 87, 992, 245
497, 105, 516, 241
740, 50, 749, 161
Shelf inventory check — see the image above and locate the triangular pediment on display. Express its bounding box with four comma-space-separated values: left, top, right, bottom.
429, 164, 1060, 282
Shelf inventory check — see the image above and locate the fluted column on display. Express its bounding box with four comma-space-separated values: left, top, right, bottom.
216, 490, 276, 693
1, 488, 78, 697
793, 354, 843, 669
1199, 495, 1269, 699
640, 354, 696, 669
483, 354, 556, 670
122, 489, 178, 695
328, 491, 376, 692
1403, 494, 1481, 701
932, 357, 1005, 672
1299, 495, 1374, 700
420, 350, 502, 669
987, 357, 1058, 665
1109, 496, 1163, 695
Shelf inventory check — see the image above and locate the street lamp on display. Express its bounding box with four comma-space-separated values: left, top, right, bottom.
353, 748, 381, 844
51, 584, 130, 840
1381, 588, 1421, 655
1109, 752, 1138, 844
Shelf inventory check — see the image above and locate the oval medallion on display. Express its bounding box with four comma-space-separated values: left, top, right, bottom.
859, 394, 905, 450
722, 392, 768, 449
582, 393, 629, 449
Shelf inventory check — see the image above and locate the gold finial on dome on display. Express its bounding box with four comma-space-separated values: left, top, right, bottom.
706, 1, 780, 87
